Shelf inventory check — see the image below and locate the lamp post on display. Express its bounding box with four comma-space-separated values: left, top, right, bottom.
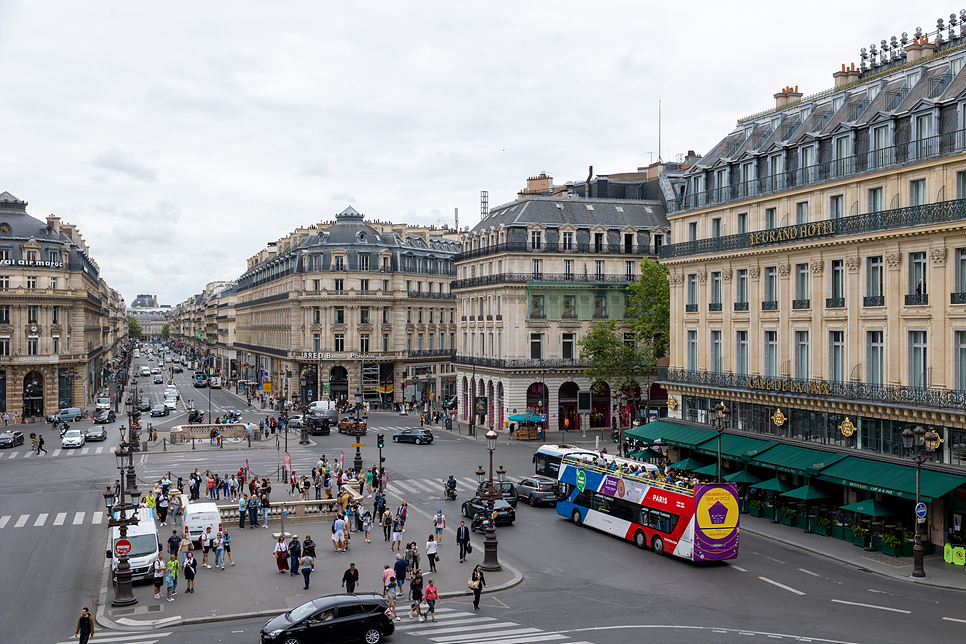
103, 445, 139, 606
353, 389, 364, 476
618, 393, 628, 456
712, 401, 731, 482
476, 428, 503, 571
901, 424, 939, 578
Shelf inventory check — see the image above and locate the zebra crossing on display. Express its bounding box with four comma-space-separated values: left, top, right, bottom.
1, 445, 111, 459
0, 510, 105, 530
52, 632, 172, 644
397, 606, 593, 644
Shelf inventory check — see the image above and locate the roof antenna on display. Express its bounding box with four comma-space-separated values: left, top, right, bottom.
657, 100, 663, 164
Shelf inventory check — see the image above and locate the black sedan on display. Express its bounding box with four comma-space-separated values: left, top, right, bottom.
0, 430, 24, 448
172, 365, 183, 373
461, 497, 515, 526
392, 428, 434, 445
150, 404, 169, 417
260, 594, 395, 644
138, 398, 151, 411
93, 409, 116, 424
85, 426, 108, 441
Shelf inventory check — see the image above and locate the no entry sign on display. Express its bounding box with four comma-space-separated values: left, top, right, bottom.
114, 538, 132, 557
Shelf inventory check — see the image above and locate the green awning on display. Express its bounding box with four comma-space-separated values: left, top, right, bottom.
753, 477, 795, 493
624, 420, 687, 443
725, 470, 762, 485
839, 499, 895, 517
749, 444, 848, 476
692, 463, 733, 478
692, 433, 774, 460
817, 456, 966, 502
668, 457, 705, 471
781, 484, 832, 501
628, 447, 662, 459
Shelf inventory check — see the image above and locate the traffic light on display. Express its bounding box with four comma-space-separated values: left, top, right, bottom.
611, 429, 620, 443
377, 433, 385, 449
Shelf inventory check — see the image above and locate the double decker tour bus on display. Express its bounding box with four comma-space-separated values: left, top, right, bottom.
556, 453, 740, 561
533, 444, 597, 479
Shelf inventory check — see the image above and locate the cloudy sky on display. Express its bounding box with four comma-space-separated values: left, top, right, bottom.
0, 1, 954, 304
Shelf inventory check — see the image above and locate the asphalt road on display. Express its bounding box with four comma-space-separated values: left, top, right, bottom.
6, 359, 965, 644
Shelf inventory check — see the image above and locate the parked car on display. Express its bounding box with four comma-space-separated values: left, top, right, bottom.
516, 476, 558, 506
93, 409, 117, 424
137, 398, 151, 411
476, 480, 518, 507
461, 497, 516, 526
85, 425, 108, 441
338, 417, 368, 435
150, 404, 169, 417
0, 430, 25, 448
62, 429, 85, 448
260, 594, 395, 644
288, 414, 304, 428
47, 407, 84, 423
392, 428, 434, 444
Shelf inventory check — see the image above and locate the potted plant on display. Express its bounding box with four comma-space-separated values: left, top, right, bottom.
815, 516, 832, 537
780, 506, 796, 526
852, 526, 869, 547
881, 533, 902, 557
749, 499, 763, 518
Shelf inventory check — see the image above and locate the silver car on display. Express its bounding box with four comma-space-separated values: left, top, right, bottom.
516, 476, 558, 507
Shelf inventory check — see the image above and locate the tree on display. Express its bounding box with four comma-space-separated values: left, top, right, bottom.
626, 258, 670, 418
161, 323, 170, 338
128, 315, 143, 338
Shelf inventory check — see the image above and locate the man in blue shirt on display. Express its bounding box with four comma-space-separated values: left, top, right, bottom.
166, 530, 181, 558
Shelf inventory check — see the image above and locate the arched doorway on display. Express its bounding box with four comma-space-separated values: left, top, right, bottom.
558, 382, 579, 432
526, 382, 548, 424
590, 381, 610, 428
23, 371, 44, 417
329, 366, 349, 403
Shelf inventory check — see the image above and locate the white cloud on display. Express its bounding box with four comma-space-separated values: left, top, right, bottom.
92, 149, 158, 183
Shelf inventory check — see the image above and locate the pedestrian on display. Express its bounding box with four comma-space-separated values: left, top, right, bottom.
164, 557, 176, 601
363, 511, 372, 543
382, 510, 393, 542
157, 493, 169, 526
397, 501, 408, 532
222, 528, 235, 566
433, 509, 445, 537
73, 607, 94, 643
334, 514, 347, 552
182, 551, 197, 593
470, 564, 486, 609
391, 514, 403, 551
314, 472, 323, 500
260, 492, 271, 527
393, 553, 408, 597
342, 562, 360, 593
200, 527, 213, 568
145, 491, 156, 521
425, 535, 438, 572
213, 531, 225, 570
274, 536, 289, 573
288, 534, 302, 576
167, 553, 180, 595
153, 552, 166, 599
166, 530, 181, 559
170, 493, 181, 526
408, 569, 424, 621
178, 532, 193, 558
424, 578, 439, 622
381, 469, 388, 491
456, 520, 470, 563
239, 494, 248, 529
365, 468, 374, 497
248, 494, 259, 529
299, 549, 315, 590
37, 434, 47, 455
303, 535, 316, 558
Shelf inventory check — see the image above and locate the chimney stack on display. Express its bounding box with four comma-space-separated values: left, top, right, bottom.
833, 63, 862, 87
774, 85, 804, 109
906, 36, 938, 63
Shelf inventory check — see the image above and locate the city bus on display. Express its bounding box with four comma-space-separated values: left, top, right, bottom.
532, 444, 597, 479
193, 371, 209, 388
556, 454, 740, 561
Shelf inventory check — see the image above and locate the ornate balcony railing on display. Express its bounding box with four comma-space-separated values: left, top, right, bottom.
863, 295, 885, 307
685, 304, 698, 313
407, 291, 457, 300
762, 300, 778, 311
734, 302, 749, 311
825, 297, 845, 308
658, 367, 966, 412
792, 299, 810, 310
454, 355, 589, 369
951, 292, 966, 305
905, 293, 929, 306
708, 302, 722, 312
451, 272, 633, 290
456, 241, 656, 262
660, 197, 966, 261
407, 349, 455, 359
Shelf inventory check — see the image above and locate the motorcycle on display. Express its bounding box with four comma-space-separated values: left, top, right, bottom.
187, 410, 205, 424
443, 483, 457, 501
471, 511, 487, 533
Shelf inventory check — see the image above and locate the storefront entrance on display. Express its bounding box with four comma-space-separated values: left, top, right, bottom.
558, 381, 578, 431
329, 366, 348, 402
23, 371, 44, 417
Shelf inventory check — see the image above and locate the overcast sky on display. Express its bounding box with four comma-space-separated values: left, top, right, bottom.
0, 1, 955, 305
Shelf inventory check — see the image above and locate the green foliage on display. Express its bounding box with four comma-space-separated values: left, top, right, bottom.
852, 526, 869, 539
161, 323, 169, 338
881, 533, 902, 547
781, 506, 797, 518
128, 315, 143, 338
749, 500, 763, 510
815, 516, 832, 528
627, 258, 670, 367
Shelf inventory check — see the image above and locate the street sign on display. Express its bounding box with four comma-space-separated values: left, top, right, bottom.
915, 502, 927, 518
540, 414, 547, 422
352, 443, 366, 447
114, 538, 132, 557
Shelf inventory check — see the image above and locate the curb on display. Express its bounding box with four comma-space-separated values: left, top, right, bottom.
741, 523, 966, 593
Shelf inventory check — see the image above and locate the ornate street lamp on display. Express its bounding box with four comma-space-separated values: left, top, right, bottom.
478, 429, 502, 572
104, 446, 139, 606
901, 424, 939, 578
712, 401, 731, 482
353, 390, 364, 475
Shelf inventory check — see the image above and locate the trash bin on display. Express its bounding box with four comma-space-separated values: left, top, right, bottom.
444, 418, 452, 430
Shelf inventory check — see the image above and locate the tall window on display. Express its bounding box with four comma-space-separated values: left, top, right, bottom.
737, 213, 748, 234
531, 231, 542, 250
562, 333, 575, 360
687, 330, 697, 371
830, 195, 843, 219
383, 307, 390, 324
360, 333, 370, 352
736, 331, 748, 375
359, 255, 370, 271
869, 187, 883, 213
910, 251, 927, 295
52, 336, 60, 354
27, 337, 37, 355
795, 331, 809, 379
0, 276, 7, 289
382, 334, 390, 352
795, 202, 809, 224
687, 274, 697, 306
956, 331, 966, 391
334, 278, 344, 291
595, 260, 604, 279
562, 232, 574, 250
564, 259, 574, 278
0, 337, 8, 356
334, 333, 344, 351
958, 249, 966, 294
873, 125, 890, 167
688, 222, 697, 241
958, 170, 966, 199
765, 208, 776, 230
835, 136, 850, 175
360, 278, 369, 291
830, 260, 844, 299
563, 295, 576, 319
867, 256, 883, 297
764, 266, 777, 302
795, 263, 809, 301
910, 179, 926, 206
764, 331, 778, 377
710, 272, 721, 304
594, 232, 604, 252
532, 259, 542, 279
712, 218, 722, 238
28, 306, 38, 324
530, 333, 543, 360
52, 306, 60, 325
830, 331, 844, 382
334, 256, 344, 271
736, 269, 748, 303
26, 276, 37, 289
910, 331, 928, 387
313, 334, 321, 352
625, 261, 634, 280
916, 113, 934, 157
360, 307, 370, 324
868, 331, 884, 385
0, 305, 8, 324
334, 306, 345, 323
711, 330, 722, 372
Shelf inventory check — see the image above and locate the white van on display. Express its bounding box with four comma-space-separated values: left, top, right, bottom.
308, 399, 336, 413
140, 366, 151, 377
107, 507, 160, 583
183, 501, 222, 546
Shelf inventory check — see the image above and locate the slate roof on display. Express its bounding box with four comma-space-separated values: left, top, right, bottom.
472, 196, 668, 233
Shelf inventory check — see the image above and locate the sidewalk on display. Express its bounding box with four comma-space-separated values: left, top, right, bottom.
97, 516, 521, 630
740, 513, 966, 591
140, 431, 316, 453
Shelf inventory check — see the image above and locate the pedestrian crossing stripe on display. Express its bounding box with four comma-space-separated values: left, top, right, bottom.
5, 445, 106, 458
55, 632, 172, 644
0, 511, 103, 528
396, 608, 590, 644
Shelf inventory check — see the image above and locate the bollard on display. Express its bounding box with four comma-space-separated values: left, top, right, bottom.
192, 437, 195, 450
220, 436, 223, 449
163, 437, 167, 452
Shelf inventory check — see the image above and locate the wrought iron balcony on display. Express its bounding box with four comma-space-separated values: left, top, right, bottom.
456, 241, 657, 262
408, 349, 455, 359
657, 367, 966, 413
952, 292, 966, 305
762, 301, 778, 311
451, 272, 632, 290
734, 301, 749, 312
863, 295, 885, 307
708, 302, 722, 312
792, 299, 810, 310
685, 304, 698, 313
825, 297, 845, 308
408, 291, 456, 300
660, 196, 966, 261
454, 355, 589, 369
905, 293, 929, 306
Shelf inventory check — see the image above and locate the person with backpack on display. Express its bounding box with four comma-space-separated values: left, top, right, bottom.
397, 501, 408, 532
382, 510, 393, 542
408, 569, 425, 621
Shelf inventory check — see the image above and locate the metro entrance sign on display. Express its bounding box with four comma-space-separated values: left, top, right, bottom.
114, 538, 132, 557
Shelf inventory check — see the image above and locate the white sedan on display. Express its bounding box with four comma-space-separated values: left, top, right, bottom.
163, 398, 178, 411
62, 429, 85, 448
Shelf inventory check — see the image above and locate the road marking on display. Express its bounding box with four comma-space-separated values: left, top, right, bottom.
943, 616, 966, 624
22, 449, 31, 458
429, 629, 542, 643
53, 512, 67, 525
407, 479, 437, 493
0, 516, 9, 528
400, 617, 497, 630
92, 511, 104, 524
52, 449, 61, 457
460, 477, 480, 489
96, 446, 104, 454
73, 511, 85, 525
56, 632, 172, 643
758, 576, 805, 595
393, 480, 420, 495
411, 622, 520, 636
830, 599, 911, 614
471, 635, 566, 644
14, 514, 29, 528
799, 568, 821, 577
81, 447, 90, 455
727, 563, 748, 572
34, 513, 48, 526
7, 451, 16, 458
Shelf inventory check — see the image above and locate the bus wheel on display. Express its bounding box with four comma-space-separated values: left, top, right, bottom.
634, 530, 646, 549
571, 509, 582, 526
651, 535, 665, 555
